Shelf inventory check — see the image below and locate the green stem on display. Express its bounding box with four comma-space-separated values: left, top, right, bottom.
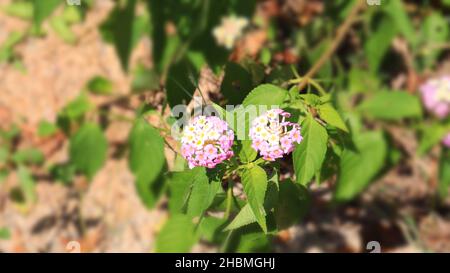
308, 78, 327, 95
224, 184, 233, 219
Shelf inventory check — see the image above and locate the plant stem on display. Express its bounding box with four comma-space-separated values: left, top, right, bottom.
298, 0, 366, 91
308, 78, 327, 96
224, 184, 233, 219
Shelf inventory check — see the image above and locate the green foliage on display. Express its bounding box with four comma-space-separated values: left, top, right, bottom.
225, 204, 260, 231
240, 165, 268, 233
100, 0, 138, 70
0, 227, 11, 240
221, 62, 254, 105
165, 59, 198, 107
87, 76, 114, 95
318, 103, 348, 132
237, 140, 257, 163
131, 65, 160, 93
37, 121, 58, 137
1, 1, 33, 20
275, 180, 310, 229
69, 123, 108, 180
12, 148, 44, 165
358, 91, 422, 120
242, 84, 288, 109
418, 123, 449, 155
334, 131, 387, 202
168, 167, 220, 217
5, 0, 449, 253
438, 149, 450, 199
293, 114, 328, 185
129, 117, 165, 208
382, 0, 417, 46
59, 93, 92, 121
0, 31, 25, 63
17, 165, 36, 204
33, 0, 62, 31
156, 214, 197, 253
421, 12, 449, 68
50, 16, 76, 44
364, 14, 397, 72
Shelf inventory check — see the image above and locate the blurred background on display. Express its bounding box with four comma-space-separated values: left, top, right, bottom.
0, 0, 450, 253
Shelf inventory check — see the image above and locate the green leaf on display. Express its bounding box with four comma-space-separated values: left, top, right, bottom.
33, 0, 62, 30
358, 91, 422, 120
418, 123, 449, 155
60, 93, 91, 120
87, 76, 113, 95
421, 12, 449, 68
187, 173, 220, 217
299, 93, 321, 107
242, 84, 288, 108
293, 115, 328, 185
168, 168, 202, 214
317, 103, 348, 132
382, 0, 417, 46
225, 171, 279, 231
17, 165, 36, 204
225, 204, 261, 231
266, 65, 294, 86
365, 14, 397, 72
129, 118, 165, 208
240, 165, 268, 233
0, 170, 9, 183
165, 59, 197, 107
12, 148, 44, 165
0, 227, 10, 240
168, 167, 219, 217
69, 123, 108, 180
198, 216, 227, 243
99, 0, 137, 70
37, 120, 58, 137
156, 215, 197, 253
275, 180, 310, 230
334, 131, 387, 202
132, 65, 160, 93
241, 59, 265, 86
50, 16, 76, 44
348, 68, 380, 94
238, 140, 257, 163
2, 1, 33, 20
0, 31, 25, 63
310, 40, 334, 78
50, 163, 76, 185
438, 149, 450, 199
62, 6, 82, 24
221, 62, 253, 105
233, 230, 272, 253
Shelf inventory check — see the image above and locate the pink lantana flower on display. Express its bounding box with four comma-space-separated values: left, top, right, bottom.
181, 116, 234, 169
443, 132, 450, 148
249, 109, 303, 161
420, 76, 450, 119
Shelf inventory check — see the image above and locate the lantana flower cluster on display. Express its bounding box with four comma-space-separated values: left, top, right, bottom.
181, 116, 234, 169
181, 109, 303, 168
249, 109, 303, 161
420, 76, 450, 148
212, 15, 248, 49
